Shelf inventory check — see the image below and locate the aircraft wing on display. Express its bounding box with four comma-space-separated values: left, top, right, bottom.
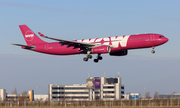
12, 44, 35, 49
38, 32, 99, 48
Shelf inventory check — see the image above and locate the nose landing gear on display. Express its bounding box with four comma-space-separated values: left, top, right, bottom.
151, 46, 155, 54
94, 54, 103, 63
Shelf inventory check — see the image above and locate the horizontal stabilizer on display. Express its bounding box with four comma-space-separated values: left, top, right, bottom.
12, 44, 35, 49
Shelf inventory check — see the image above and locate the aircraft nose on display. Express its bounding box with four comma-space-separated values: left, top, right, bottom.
163, 37, 169, 43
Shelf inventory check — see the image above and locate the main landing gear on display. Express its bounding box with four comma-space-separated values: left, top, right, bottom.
83, 51, 92, 61
83, 53, 103, 63
151, 46, 155, 54
94, 54, 103, 63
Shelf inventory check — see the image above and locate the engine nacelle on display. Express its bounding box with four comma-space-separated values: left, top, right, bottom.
92, 46, 111, 54
109, 50, 128, 56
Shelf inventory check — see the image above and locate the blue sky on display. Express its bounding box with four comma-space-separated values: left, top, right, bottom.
0, 0, 180, 97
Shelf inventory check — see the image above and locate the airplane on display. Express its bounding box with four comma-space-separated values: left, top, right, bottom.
13, 25, 169, 63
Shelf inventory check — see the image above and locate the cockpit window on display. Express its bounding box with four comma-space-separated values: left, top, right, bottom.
159, 36, 165, 38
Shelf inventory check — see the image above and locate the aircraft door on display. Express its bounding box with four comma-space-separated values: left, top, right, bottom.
150, 35, 155, 42
45, 44, 49, 50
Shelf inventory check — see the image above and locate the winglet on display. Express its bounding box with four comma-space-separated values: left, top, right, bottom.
38, 32, 46, 37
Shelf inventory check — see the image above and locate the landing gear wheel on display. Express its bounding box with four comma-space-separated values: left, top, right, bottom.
94, 59, 99, 63
98, 56, 103, 60
83, 57, 88, 61
151, 50, 155, 54
151, 46, 155, 54
87, 55, 92, 59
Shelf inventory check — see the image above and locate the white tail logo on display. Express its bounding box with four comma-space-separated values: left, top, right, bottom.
25, 31, 34, 41
25, 34, 34, 38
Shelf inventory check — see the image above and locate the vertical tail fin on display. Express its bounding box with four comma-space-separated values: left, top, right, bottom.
19, 25, 47, 46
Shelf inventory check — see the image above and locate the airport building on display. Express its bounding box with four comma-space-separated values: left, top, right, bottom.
0, 73, 125, 102
49, 84, 89, 101
123, 93, 140, 100
0, 89, 6, 101
48, 73, 124, 101
0, 90, 34, 101
159, 93, 180, 99
34, 95, 48, 101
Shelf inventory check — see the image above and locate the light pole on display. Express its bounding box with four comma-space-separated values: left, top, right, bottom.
39, 86, 41, 94
171, 87, 173, 107
134, 94, 136, 107
144, 87, 146, 99
178, 97, 179, 107
37, 86, 40, 94
143, 87, 146, 107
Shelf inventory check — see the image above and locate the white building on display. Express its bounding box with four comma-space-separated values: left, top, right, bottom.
123, 93, 140, 100
49, 73, 124, 101
100, 76, 123, 100
0, 89, 6, 101
159, 93, 180, 99
49, 84, 89, 101
0, 89, 34, 101
34, 95, 48, 101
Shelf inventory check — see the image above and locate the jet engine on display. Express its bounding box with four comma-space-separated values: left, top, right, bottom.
109, 50, 128, 56
92, 46, 111, 54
